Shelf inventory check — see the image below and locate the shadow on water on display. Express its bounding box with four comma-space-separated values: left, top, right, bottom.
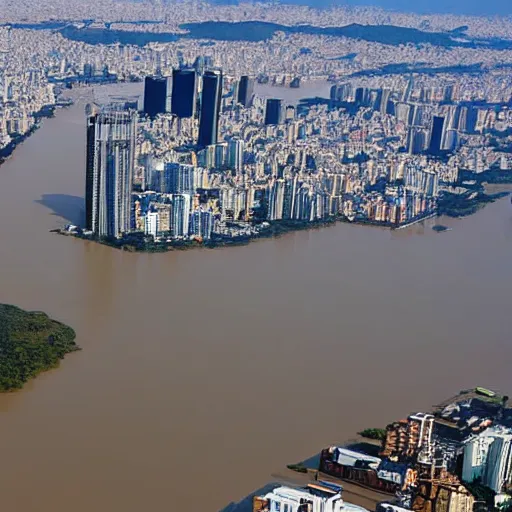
35, 194, 85, 226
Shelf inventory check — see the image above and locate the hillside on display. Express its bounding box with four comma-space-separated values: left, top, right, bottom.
0, 304, 78, 392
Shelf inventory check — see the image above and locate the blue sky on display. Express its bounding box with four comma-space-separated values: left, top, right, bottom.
214, 0, 512, 17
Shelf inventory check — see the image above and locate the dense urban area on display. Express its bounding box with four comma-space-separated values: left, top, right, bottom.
2, 1, 512, 247
253, 388, 512, 512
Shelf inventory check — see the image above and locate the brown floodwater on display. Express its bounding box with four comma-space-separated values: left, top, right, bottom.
0, 84, 511, 512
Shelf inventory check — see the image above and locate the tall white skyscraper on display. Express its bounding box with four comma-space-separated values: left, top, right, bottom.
85, 105, 137, 238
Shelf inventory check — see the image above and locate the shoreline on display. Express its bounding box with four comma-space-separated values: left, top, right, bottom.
0, 102, 72, 166
52, 212, 440, 252
222, 387, 510, 512
51, 189, 511, 252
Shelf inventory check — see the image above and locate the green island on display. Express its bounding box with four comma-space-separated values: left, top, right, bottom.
0, 304, 79, 392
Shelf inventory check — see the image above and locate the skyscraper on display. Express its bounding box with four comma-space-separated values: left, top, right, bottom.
237, 76, 254, 107
164, 163, 196, 195
171, 194, 191, 237
190, 208, 213, 240
171, 68, 197, 118
264, 98, 284, 125
428, 116, 445, 155
85, 105, 137, 238
198, 69, 223, 147
143, 76, 169, 118
227, 138, 244, 174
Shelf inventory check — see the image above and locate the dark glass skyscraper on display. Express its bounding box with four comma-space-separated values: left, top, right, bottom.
143, 77, 168, 118
198, 70, 223, 148
237, 76, 254, 107
85, 105, 137, 238
171, 68, 197, 118
428, 116, 445, 155
264, 98, 284, 125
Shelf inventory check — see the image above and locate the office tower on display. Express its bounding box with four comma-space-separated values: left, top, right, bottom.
373, 89, 384, 112
268, 180, 285, 220
171, 68, 197, 118
237, 76, 254, 107
443, 85, 454, 103
402, 76, 413, 102
215, 143, 228, 168
198, 69, 223, 147
330, 83, 352, 104
85, 105, 137, 238
190, 208, 213, 240
442, 129, 458, 152
143, 76, 169, 118
264, 98, 284, 125
193, 56, 214, 76
227, 138, 244, 174
163, 163, 195, 195
408, 128, 428, 155
171, 194, 191, 237
428, 116, 445, 155
355, 87, 370, 107
83, 63, 94, 78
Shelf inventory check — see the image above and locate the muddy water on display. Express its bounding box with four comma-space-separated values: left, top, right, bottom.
0, 84, 510, 512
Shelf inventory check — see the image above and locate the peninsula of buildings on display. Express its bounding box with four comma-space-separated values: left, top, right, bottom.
0, 304, 78, 392
250, 387, 512, 512
1, 1, 512, 248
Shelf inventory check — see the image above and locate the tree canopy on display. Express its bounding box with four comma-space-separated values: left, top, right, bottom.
0, 304, 78, 391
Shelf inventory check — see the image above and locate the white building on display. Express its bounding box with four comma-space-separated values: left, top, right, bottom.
256, 485, 371, 512
462, 426, 512, 493
144, 212, 159, 238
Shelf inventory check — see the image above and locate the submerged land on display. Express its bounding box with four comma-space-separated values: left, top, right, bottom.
0, 304, 78, 392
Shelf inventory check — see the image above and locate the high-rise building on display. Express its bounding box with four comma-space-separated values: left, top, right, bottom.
237, 76, 254, 107
227, 138, 244, 174
198, 69, 223, 147
85, 105, 137, 238
171, 194, 191, 237
265, 98, 284, 125
190, 208, 213, 240
463, 427, 512, 494
428, 116, 445, 155
163, 163, 195, 195
143, 77, 169, 118
171, 68, 197, 118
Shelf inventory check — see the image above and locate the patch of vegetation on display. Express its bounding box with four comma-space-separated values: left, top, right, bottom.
358, 428, 387, 441
287, 463, 308, 474
438, 191, 509, 218
0, 304, 78, 392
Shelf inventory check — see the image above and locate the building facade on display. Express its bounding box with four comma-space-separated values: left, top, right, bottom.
85, 105, 137, 238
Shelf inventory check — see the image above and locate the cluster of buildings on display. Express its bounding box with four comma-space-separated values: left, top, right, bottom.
1, 1, 512, 242
82, 52, 512, 243
251, 388, 511, 512
0, 26, 57, 157
311, 389, 512, 512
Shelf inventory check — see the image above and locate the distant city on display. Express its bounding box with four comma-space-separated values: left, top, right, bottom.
2, 1, 512, 249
